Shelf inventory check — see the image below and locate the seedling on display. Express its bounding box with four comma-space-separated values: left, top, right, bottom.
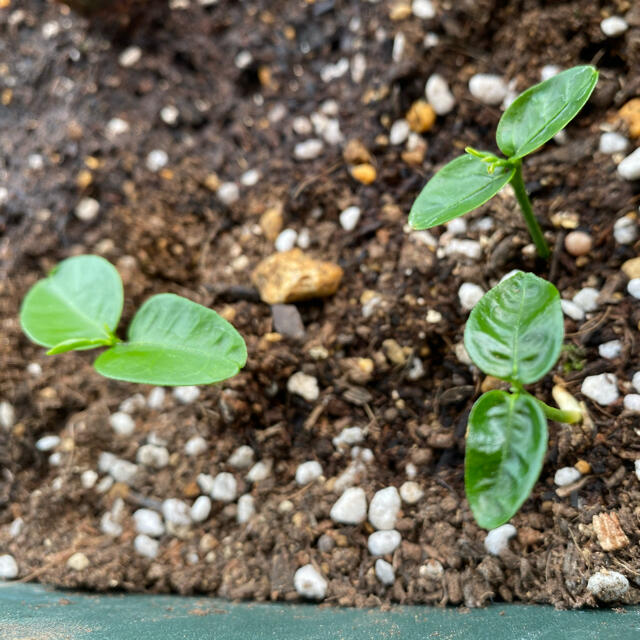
463, 272, 581, 529
20, 255, 247, 386
409, 66, 598, 258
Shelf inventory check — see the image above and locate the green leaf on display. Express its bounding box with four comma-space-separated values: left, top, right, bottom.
497, 65, 598, 160
464, 272, 563, 385
20, 255, 123, 350
465, 391, 547, 529
94, 293, 247, 385
408, 154, 515, 230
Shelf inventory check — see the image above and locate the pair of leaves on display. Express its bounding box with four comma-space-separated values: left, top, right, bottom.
20, 255, 247, 386
463, 272, 563, 529
409, 65, 598, 230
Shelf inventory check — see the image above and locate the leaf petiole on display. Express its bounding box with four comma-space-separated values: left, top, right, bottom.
532, 396, 582, 424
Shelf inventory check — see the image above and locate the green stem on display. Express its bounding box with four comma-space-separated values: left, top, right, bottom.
533, 397, 582, 424
509, 162, 550, 259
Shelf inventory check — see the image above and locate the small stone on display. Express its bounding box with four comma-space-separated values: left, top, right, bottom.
406, 100, 436, 133
330, 487, 367, 524
271, 304, 305, 340
599, 132, 628, 154
617, 148, 640, 180
211, 473, 237, 502
229, 445, 255, 469
445, 239, 482, 260
407, 357, 425, 381
147, 387, 165, 409
320, 58, 349, 83
8, 518, 23, 539
458, 282, 484, 311
599, 340, 622, 360
162, 499, 191, 526
146, 149, 168, 172
614, 215, 638, 245
294, 139, 324, 160
275, 228, 298, 252
446, 218, 467, 235
81, 469, 98, 489
134, 509, 165, 537
234, 50, 253, 69
389, 119, 410, 145
581, 373, 619, 406
343, 139, 372, 165
635, 459, 640, 481
573, 287, 599, 312
368, 486, 401, 530
484, 524, 516, 555
173, 386, 200, 404
425, 74, 455, 116
561, 300, 585, 321
184, 436, 207, 457
412, 0, 435, 18
217, 182, 240, 206
587, 569, 629, 602
110, 459, 138, 485
317, 534, 335, 552
593, 512, 629, 551
160, 105, 179, 125
294, 564, 327, 600
0, 555, 18, 580
382, 338, 407, 366
600, 16, 628, 37
622, 257, 640, 280
564, 231, 592, 257
106, 117, 129, 137
633, 372, 640, 393
119, 393, 145, 414
339, 206, 361, 231
295, 461, 323, 485
350, 163, 377, 185
367, 530, 401, 556
624, 394, 640, 412
35, 435, 60, 451
100, 510, 123, 537
67, 552, 89, 571
75, 197, 100, 221
259, 207, 284, 242
96, 477, 114, 493
287, 372, 319, 402
246, 460, 271, 483
554, 466, 581, 486
332, 426, 364, 448
119, 46, 142, 67
399, 481, 423, 504
27, 362, 42, 377
49, 453, 62, 466
469, 74, 508, 105
619, 99, 640, 138
197, 473, 215, 494
190, 496, 212, 522
134, 534, 159, 559
628, 279, 640, 299
375, 559, 395, 585
237, 494, 256, 523
0, 401, 15, 430
292, 116, 312, 136
540, 64, 561, 81
420, 559, 444, 579
252, 249, 343, 304
137, 444, 169, 469
110, 412, 135, 436
392, 32, 405, 63
241, 169, 260, 187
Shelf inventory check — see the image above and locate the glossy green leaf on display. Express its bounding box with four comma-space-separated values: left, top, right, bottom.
464, 272, 563, 385
497, 65, 598, 160
408, 154, 515, 230
20, 255, 123, 350
465, 391, 547, 529
94, 293, 247, 385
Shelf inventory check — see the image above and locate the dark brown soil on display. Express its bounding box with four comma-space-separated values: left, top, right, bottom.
1, 0, 640, 609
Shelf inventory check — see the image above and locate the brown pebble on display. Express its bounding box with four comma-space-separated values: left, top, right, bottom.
619, 98, 640, 138
592, 512, 629, 551
564, 231, 592, 256
406, 100, 436, 133
574, 459, 591, 475
622, 256, 640, 280
350, 163, 377, 184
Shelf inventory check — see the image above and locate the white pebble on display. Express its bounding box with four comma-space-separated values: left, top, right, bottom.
587, 569, 629, 602
484, 524, 516, 555
241, 169, 260, 187
100, 511, 123, 537
287, 372, 319, 402
339, 206, 361, 232
332, 426, 364, 448
237, 494, 256, 523
295, 461, 323, 485
27, 362, 42, 377
35, 435, 60, 452
109, 459, 138, 485
405, 462, 417, 479
134, 509, 165, 537
613, 215, 638, 245
375, 559, 395, 585
320, 58, 349, 83
294, 139, 324, 160
275, 228, 298, 252
137, 444, 169, 469
368, 486, 401, 530
407, 357, 425, 381
106, 117, 130, 137
217, 182, 240, 206
389, 120, 410, 145
561, 299, 585, 321
469, 74, 508, 105
234, 50, 253, 69
190, 496, 212, 522
119, 46, 142, 67
351, 52, 366, 83
392, 32, 405, 63
599, 340, 622, 360
425, 74, 455, 115
420, 559, 444, 579
197, 473, 215, 494
617, 148, 640, 181
146, 149, 168, 172
0, 401, 15, 430
367, 530, 401, 556
160, 105, 179, 125
81, 469, 98, 489
294, 564, 327, 600
399, 481, 423, 504
292, 116, 312, 136
211, 472, 237, 502
0, 555, 18, 580
445, 238, 482, 261
445, 217, 467, 236
330, 487, 367, 524
633, 371, 640, 393
184, 436, 207, 457
581, 373, 619, 406
110, 412, 135, 436
49, 452, 63, 466
173, 386, 200, 404
134, 534, 159, 559
75, 197, 100, 221
9, 518, 23, 539
246, 460, 272, 483
573, 287, 599, 312
96, 476, 114, 493
42, 21, 60, 39
554, 466, 581, 486
297, 228, 311, 249
411, 0, 435, 19
540, 65, 561, 81
635, 459, 640, 481
162, 499, 191, 526
119, 393, 145, 414
228, 445, 254, 469
600, 16, 628, 37
628, 279, 640, 300
67, 552, 89, 571
147, 387, 165, 409
623, 394, 640, 412
458, 282, 484, 311
423, 32, 439, 48
599, 132, 628, 154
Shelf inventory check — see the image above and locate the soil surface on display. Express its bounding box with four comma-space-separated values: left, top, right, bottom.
1, 0, 640, 609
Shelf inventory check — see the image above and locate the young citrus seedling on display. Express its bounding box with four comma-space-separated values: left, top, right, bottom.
20, 255, 247, 386
409, 65, 599, 258
463, 272, 581, 529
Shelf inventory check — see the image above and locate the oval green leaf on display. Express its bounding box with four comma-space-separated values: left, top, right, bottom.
464, 272, 563, 385
94, 293, 247, 385
408, 154, 515, 230
465, 391, 547, 530
20, 255, 123, 349
497, 65, 598, 160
